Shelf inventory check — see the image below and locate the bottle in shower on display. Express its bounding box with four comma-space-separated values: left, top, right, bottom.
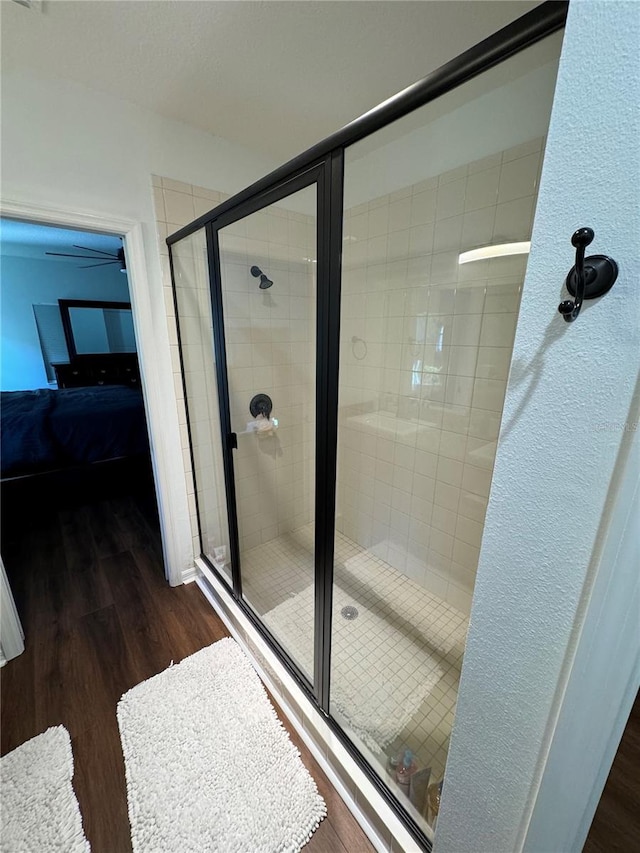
395, 748, 417, 796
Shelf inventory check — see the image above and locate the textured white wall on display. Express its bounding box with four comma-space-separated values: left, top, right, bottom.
435, 2, 640, 851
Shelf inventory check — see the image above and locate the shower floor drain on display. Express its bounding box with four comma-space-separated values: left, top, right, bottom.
340, 605, 359, 621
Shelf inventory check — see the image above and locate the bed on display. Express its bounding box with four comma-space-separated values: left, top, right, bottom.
1, 295, 154, 511
1, 384, 152, 508
1, 384, 149, 478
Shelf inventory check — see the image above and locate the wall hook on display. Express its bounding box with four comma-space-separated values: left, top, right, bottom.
558, 227, 618, 323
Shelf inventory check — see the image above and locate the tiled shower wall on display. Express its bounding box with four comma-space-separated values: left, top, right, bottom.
218, 204, 317, 554
170, 226, 231, 577
154, 136, 543, 602
153, 177, 316, 565
154, 176, 229, 567
337, 138, 545, 614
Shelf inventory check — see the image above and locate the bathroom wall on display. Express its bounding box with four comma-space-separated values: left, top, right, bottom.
337, 138, 544, 614
154, 179, 316, 565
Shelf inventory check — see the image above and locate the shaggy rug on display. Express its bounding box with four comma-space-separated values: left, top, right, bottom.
117, 638, 326, 852
0, 726, 90, 852
263, 584, 444, 753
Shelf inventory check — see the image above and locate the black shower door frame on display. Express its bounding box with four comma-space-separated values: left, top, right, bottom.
167, 4, 568, 848
203, 160, 344, 711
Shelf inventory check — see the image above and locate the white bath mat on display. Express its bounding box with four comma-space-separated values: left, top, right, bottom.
0, 726, 90, 853
264, 585, 444, 753
117, 637, 326, 853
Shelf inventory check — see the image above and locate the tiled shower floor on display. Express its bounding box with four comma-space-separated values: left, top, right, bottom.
241, 525, 468, 792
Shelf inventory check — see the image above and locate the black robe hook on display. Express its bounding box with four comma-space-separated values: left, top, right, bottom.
558, 227, 618, 323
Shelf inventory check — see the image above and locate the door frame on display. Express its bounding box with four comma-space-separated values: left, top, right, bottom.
0, 196, 183, 586
0, 557, 24, 665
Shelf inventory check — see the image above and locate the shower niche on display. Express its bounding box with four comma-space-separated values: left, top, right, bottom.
169, 6, 565, 848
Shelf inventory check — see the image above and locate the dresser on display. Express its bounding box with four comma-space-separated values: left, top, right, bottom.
52, 353, 141, 389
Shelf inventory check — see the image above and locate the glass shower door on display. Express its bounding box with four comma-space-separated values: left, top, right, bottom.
331, 31, 561, 835
216, 183, 318, 684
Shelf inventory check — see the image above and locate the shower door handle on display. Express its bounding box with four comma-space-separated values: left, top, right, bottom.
227, 432, 238, 450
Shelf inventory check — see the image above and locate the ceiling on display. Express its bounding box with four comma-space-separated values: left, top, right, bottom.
0, 218, 122, 262
2, 0, 541, 162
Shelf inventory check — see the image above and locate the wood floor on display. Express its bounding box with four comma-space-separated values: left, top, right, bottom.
584, 690, 640, 853
0, 494, 374, 853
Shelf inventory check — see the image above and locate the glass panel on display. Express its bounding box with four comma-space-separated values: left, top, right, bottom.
218, 185, 317, 682
333, 32, 562, 832
172, 227, 232, 584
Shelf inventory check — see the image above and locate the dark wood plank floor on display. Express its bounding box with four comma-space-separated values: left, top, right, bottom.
1, 495, 374, 853
584, 691, 640, 853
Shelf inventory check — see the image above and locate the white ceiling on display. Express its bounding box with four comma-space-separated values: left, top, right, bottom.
2, 0, 541, 162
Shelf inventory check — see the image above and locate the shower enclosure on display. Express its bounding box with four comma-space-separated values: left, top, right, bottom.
168, 4, 566, 847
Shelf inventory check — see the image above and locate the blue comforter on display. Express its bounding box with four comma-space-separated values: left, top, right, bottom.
1, 386, 149, 478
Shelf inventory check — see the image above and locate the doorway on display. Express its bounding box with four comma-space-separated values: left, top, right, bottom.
0, 217, 165, 645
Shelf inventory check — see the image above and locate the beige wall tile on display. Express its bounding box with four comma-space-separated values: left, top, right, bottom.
436, 179, 466, 219
153, 186, 166, 221
161, 177, 192, 194
163, 189, 195, 225
464, 166, 500, 212
468, 151, 502, 175
331, 141, 537, 601
160, 136, 539, 608
461, 464, 492, 498
498, 152, 540, 202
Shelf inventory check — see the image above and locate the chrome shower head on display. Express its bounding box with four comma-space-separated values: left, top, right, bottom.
250, 265, 273, 289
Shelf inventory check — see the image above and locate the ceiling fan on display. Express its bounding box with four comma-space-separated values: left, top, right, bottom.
45, 244, 127, 273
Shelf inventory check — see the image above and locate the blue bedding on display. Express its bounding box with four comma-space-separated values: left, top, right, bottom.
1, 386, 149, 478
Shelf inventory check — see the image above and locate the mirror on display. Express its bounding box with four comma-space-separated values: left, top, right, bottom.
59, 299, 135, 358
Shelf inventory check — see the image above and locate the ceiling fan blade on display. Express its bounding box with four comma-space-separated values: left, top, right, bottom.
45, 252, 104, 259
78, 260, 120, 269
73, 245, 119, 257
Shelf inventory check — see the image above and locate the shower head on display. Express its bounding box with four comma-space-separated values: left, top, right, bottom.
250, 265, 273, 289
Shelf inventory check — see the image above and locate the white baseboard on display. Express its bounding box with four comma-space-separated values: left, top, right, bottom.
1, 558, 24, 665
181, 564, 200, 584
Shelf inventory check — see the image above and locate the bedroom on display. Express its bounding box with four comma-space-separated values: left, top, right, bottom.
0, 219, 162, 608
